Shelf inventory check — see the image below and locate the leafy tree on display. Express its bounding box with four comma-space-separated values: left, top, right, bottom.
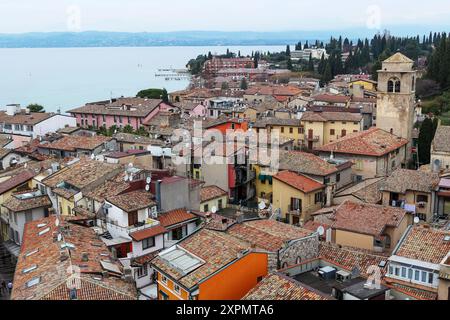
286, 45, 291, 56
307, 53, 314, 72
418, 117, 435, 165
135, 126, 148, 137
287, 58, 293, 71
27, 104, 45, 113
240, 78, 248, 90
161, 88, 169, 102
107, 125, 119, 137
123, 125, 134, 134
137, 88, 165, 99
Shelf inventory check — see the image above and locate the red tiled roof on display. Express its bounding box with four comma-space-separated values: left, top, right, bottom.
329, 201, 407, 238
200, 185, 228, 202
0, 170, 35, 195
243, 272, 330, 300
157, 209, 197, 228
130, 225, 167, 241
273, 170, 325, 193
315, 127, 408, 157
395, 226, 450, 264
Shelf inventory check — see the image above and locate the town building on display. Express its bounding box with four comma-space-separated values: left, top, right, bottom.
151, 228, 268, 300
68, 98, 176, 130
11, 216, 137, 300
310, 201, 409, 253
386, 225, 450, 300
203, 57, 254, 76
0, 104, 76, 139
376, 53, 417, 159
431, 125, 450, 172
315, 127, 409, 180
272, 170, 326, 225
380, 169, 440, 222
300, 111, 363, 150
37, 135, 117, 158
200, 185, 228, 213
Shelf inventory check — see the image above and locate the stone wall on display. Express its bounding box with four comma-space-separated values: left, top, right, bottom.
278, 233, 320, 270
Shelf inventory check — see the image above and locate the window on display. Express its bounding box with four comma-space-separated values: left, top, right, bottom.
142, 237, 155, 250
174, 284, 181, 293
136, 266, 148, 278
417, 195, 428, 203
336, 173, 341, 183
161, 275, 168, 284
23, 265, 37, 274
203, 204, 209, 212
290, 198, 302, 211
314, 192, 323, 204
395, 267, 400, 276
289, 128, 293, 134
414, 270, 420, 281
408, 268, 413, 279
388, 77, 401, 93
281, 127, 285, 133
401, 267, 407, 278
298, 127, 304, 134
421, 271, 427, 282
218, 199, 223, 210
330, 129, 335, 136
428, 273, 433, 284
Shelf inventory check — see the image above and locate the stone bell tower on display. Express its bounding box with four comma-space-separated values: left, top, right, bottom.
377, 52, 417, 159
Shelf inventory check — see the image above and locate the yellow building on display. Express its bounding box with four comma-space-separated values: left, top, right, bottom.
349, 79, 377, 91
254, 118, 304, 147
200, 185, 228, 212
300, 111, 363, 150
272, 170, 325, 225
380, 169, 440, 222
0, 171, 34, 241
311, 201, 410, 253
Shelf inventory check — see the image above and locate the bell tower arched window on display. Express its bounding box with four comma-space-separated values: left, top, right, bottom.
388, 77, 401, 93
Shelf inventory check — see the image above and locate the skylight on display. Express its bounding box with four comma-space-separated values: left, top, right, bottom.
26, 277, 40, 288
61, 243, 75, 250
22, 265, 37, 274
38, 227, 50, 236
25, 249, 39, 257
37, 223, 47, 228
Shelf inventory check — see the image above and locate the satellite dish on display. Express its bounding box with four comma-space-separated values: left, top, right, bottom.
146, 176, 152, 184
145, 184, 150, 192
211, 206, 218, 214
258, 201, 266, 210
414, 217, 420, 224
317, 226, 325, 236
128, 163, 133, 168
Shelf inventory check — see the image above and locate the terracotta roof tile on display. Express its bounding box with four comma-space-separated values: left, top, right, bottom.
327, 201, 407, 238
316, 127, 408, 157
243, 272, 330, 300
200, 185, 228, 202
395, 226, 450, 264
130, 225, 167, 241
11, 216, 136, 300
273, 170, 325, 193
39, 135, 112, 152
157, 209, 197, 228
380, 169, 440, 194
107, 190, 156, 212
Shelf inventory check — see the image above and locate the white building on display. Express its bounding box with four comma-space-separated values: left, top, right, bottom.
0, 104, 76, 139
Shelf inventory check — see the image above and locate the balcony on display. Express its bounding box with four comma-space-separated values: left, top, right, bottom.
288, 205, 303, 215
105, 217, 161, 236
305, 135, 320, 142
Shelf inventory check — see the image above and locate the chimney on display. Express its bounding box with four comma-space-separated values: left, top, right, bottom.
81, 253, 89, 262
326, 185, 333, 207
155, 180, 163, 211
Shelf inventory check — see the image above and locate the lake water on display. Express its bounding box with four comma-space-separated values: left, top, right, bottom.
0, 46, 284, 113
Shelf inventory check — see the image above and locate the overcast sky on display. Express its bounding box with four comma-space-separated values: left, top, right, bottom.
0, 0, 449, 33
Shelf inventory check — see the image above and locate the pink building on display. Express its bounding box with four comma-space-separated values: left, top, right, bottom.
68, 98, 178, 130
